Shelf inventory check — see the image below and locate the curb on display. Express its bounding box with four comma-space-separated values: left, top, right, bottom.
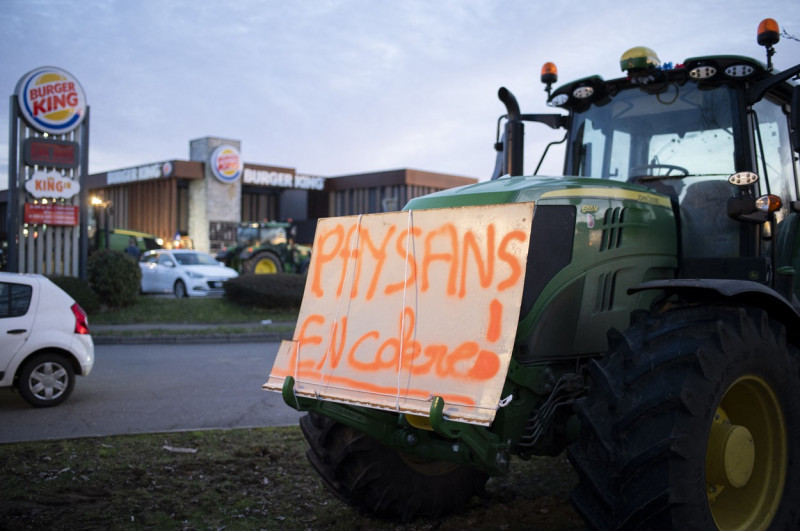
93, 331, 295, 345
91, 321, 297, 345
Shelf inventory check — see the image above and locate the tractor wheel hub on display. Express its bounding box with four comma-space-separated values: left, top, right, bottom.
707, 421, 755, 488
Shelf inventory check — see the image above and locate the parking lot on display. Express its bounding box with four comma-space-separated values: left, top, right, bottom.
0, 341, 302, 443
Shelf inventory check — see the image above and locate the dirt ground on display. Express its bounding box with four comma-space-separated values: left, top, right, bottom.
0, 426, 582, 530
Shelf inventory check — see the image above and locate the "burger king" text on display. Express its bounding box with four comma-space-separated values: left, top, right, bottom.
28, 82, 79, 116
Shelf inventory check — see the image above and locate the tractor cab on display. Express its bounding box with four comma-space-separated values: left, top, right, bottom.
235, 221, 289, 248
493, 19, 800, 299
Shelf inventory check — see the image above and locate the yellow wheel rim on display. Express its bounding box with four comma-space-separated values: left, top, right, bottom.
706, 375, 787, 530
254, 259, 278, 274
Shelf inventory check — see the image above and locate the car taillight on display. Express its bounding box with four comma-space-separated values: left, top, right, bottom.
72, 303, 90, 335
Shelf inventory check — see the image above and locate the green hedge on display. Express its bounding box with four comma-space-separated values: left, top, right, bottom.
87, 250, 142, 308
224, 273, 306, 309
49, 275, 100, 314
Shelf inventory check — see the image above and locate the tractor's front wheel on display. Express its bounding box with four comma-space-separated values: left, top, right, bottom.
299, 412, 488, 521
568, 305, 800, 530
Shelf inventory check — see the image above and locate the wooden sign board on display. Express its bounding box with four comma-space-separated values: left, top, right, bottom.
264, 202, 534, 426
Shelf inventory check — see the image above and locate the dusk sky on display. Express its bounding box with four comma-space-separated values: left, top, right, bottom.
2, 0, 799, 185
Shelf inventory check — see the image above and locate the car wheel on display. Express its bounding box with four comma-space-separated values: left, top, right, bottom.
174, 279, 187, 298
17, 352, 76, 407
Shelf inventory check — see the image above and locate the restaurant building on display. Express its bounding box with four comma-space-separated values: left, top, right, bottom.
83, 136, 477, 253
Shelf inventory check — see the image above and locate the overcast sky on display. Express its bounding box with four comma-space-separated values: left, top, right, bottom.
2, 0, 799, 185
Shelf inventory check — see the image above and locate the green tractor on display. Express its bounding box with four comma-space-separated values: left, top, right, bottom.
216, 221, 310, 275
266, 19, 800, 529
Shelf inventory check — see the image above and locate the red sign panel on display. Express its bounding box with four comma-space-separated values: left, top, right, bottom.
23, 138, 80, 169
24, 203, 79, 226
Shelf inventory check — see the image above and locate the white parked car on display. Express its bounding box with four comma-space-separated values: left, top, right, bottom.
139, 249, 239, 298
0, 273, 94, 407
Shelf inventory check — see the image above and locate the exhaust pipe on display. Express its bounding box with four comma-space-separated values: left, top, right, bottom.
498, 87, 524, 177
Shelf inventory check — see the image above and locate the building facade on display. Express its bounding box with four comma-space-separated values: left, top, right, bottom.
83, 136, 477, 253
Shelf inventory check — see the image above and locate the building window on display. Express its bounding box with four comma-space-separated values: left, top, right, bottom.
177, 181, 189, 235
242, 188, 279, 221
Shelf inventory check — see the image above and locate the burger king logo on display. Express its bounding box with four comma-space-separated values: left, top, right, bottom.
210, 145, 242, 183
16, 67, 87, 135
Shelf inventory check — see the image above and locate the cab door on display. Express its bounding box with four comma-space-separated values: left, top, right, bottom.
0, 280, 36, 372
756, 96, 800, 299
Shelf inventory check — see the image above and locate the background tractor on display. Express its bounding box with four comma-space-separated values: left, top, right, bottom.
267, 19, 800, 529
216, 221, 310, 275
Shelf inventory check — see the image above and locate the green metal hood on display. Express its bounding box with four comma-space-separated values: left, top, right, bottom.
404, 175, 663, 210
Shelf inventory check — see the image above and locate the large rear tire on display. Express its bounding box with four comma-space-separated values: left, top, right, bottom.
244, 252, 282, 275
299, 412, 488, 521
568, 305, 800, 530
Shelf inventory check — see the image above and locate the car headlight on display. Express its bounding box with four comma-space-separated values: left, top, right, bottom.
186, 271, 205, 279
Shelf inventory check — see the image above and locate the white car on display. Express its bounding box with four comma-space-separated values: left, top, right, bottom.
0, 273, 94, 407
139, 249, 239, 298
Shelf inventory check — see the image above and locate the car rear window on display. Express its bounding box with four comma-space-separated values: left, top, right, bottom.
0, 282, 33, 318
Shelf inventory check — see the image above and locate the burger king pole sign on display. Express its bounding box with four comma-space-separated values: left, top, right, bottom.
16, 66, 87, 135
8, 66, 89, 276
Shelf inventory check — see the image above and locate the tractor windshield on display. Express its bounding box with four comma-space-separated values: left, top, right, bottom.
569, 83, 744, 259
568, 83, 737, 181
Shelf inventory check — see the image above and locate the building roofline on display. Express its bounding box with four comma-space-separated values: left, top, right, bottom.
325, 168, 477, 190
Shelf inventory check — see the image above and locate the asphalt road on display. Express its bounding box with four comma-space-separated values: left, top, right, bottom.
0, 342, 303, 443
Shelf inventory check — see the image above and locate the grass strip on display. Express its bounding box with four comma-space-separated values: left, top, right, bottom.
88, 297, 298, 325
0, 426, 581, 530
